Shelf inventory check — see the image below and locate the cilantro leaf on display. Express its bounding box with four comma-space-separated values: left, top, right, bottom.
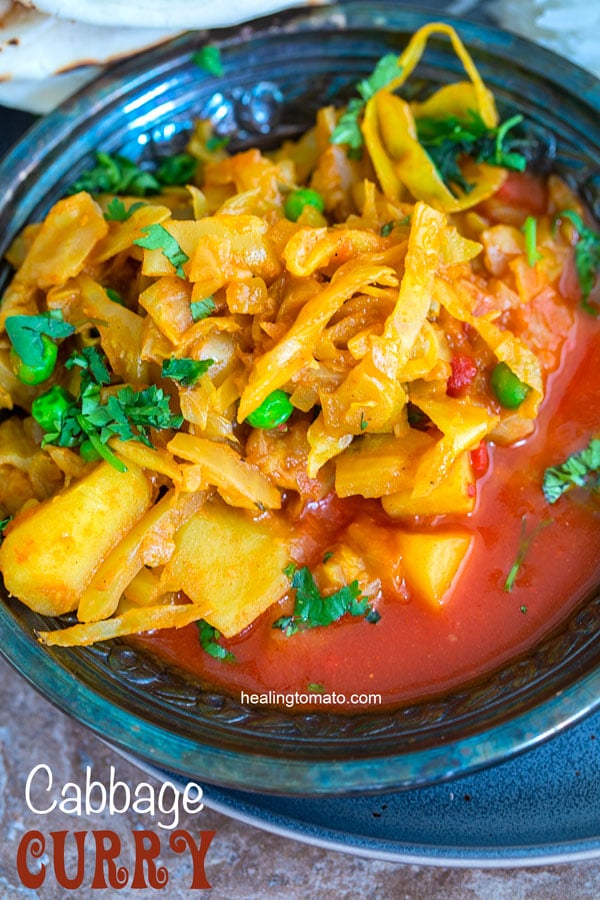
416, 111, 527, 196
356, 54, 403, 101
66, 345, 111, 386
557, 210, 600, 313
69, 152, 161, 197
161, 357, 214, 386
192, 45, 224, 76
5, 311, 75, 368
156, 153, 198, 187
105, 287, 125, 306
331, 55, 402, 151
503, 515, 552, 592
273, 566, 378, 636
197, 620, 235, 661
104, 197, 145, 222
190, 296, 216, 321
542, 438, 600, 504
41, 346, 183, 470
380, 216, 410, 237
134, 224, 189, 278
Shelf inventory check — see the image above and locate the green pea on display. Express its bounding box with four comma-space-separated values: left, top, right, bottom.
31, 385, 74, 433
11, 335, 58, 385
490, 362, 531, 409
80, 439, 101, 462
284, 188, 325, 222
246, 390, 294, 428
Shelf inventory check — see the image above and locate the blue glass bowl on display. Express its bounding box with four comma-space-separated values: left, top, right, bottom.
1, 3, 599, 796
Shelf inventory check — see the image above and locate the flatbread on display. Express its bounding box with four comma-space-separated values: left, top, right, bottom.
0, 1, 180, 80
14, 0, 320, 29
0, 0, 327, 112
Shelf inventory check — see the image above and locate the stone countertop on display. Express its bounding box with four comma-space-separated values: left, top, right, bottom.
1, 655, 600, 899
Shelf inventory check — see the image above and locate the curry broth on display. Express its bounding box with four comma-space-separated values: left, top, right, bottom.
135, 309, 600, 709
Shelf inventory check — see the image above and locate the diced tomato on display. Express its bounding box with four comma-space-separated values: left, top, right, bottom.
495, 171, 547, 215
470, 441, 489, 478
447, 354, 478, 398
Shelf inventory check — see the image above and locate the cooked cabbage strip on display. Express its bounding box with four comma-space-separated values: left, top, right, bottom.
37, 602, 213, 647
361, 23, 500, 210
385, 23, 498, 127
77, 489, 205, 623
237, 260, 398, 421
167, 432, 281, 510
314, 202, 474, 446
407, 383, 500, 496
366, 93, 506, 211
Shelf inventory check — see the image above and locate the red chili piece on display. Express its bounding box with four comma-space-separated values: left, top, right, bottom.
470, 441, 490, 478
447, 355, 478, 398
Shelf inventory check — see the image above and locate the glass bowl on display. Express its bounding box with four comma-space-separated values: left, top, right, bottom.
1, 2, 599, 796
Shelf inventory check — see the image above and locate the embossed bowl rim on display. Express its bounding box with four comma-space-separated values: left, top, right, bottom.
0, 3, 599, 795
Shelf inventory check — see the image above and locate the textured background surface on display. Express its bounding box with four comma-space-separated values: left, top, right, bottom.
2, 656, 600, 898
2, 0, 600, 896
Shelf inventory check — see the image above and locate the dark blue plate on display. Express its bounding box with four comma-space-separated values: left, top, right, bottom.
200, 708, 600, 864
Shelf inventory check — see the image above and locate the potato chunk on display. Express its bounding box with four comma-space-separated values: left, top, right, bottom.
398, 529, 472, 608
159, 498, 290, 637
382, 451, 476, 518
0, 461, 153, 616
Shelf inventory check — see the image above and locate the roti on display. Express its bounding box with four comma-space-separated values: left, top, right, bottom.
14, 0, 320, 29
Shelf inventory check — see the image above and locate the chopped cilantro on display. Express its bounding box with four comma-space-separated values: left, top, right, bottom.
69, 152, 161, 197
520, 605, 528, 614
156, 153, 198, 187
39, 346, 183, 472
161, 357, 214, 386
104, 197, 145, 222
192, 45, 224, 76
416, 111, 527, 196
66, 345, 110, 384
380, 216, 410, 237
331, 54, 403, 151
5, 311, 75, 369
105, 287, 125, 306
503, 515, 552, 592
283, 562, 297, 579
360, 413, 369, 431
557, 210, 600, 314
197, 620, 235, 661
190, 296, 216, 321
69, 150, 199, 198
542, 438, 600, 504
356, 54, 403, 101
307, 682, 325, 693
522, 216, 542, 267
322, 551, 334, 563
330, 98, 365, 154
134, 224, 189, 279
273, 566, 378, 636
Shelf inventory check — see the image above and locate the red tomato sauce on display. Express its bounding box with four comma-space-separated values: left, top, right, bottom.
136, 310, 600, 710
